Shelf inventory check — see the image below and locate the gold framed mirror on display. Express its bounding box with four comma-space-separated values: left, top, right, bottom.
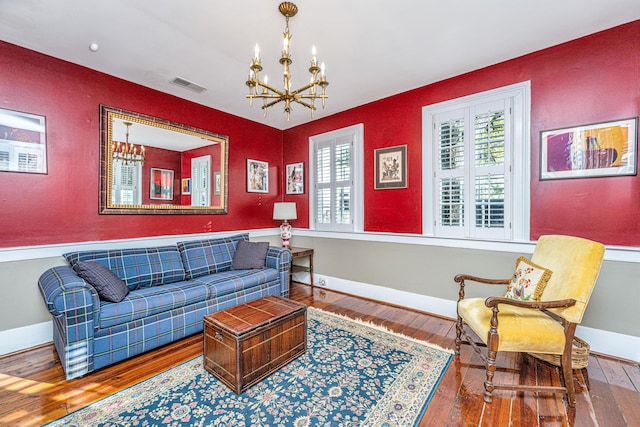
99, 105, 228, 214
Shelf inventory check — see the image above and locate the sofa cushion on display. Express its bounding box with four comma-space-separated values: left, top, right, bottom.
232, 241, 269, 270
97, 280, 210, 329
192, 268, 279, 299
73, 260, 129, 303
177, 233, 249, 279
64, 246, 186, 291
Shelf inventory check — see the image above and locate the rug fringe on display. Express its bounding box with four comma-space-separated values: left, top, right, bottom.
307, 306, 454, 354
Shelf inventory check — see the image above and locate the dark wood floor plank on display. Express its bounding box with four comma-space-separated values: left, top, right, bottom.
534, 361, 569, 427
585, 355, 630, 427
446, 345, 487, 426
598, 356, 640, 426
480, 351, 518, 426
1, 283, 638, 427
622, 362, 640, 392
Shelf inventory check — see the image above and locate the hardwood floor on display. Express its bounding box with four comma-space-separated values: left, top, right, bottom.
1, 283, 638, 426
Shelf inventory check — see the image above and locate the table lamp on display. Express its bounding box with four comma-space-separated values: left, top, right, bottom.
273, 202, 297, 248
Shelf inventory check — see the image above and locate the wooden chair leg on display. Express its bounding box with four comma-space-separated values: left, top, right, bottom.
561, 345, 576, 407
455, 316, 463, 355
484, 348, 497, 403
484, 327, 499, 403
581, 367, 591, 391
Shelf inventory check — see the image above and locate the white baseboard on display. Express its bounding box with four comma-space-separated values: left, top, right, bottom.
0, 321, 52, 356
314, 273, 640, 362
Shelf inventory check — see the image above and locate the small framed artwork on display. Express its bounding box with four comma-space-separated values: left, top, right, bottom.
150, 168, 174, 200
181, 178, 191, 195
214, 171, 221, 195
540, 117, 638, 180
286, 162, 304, 194
374, 145, 407, 189
0, 107, 47, 174
247, 158, 268, 193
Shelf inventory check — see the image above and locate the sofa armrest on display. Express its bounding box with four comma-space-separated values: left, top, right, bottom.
265, 246, 292, 296
38, 265, 100, 324
38, 265, 101, 379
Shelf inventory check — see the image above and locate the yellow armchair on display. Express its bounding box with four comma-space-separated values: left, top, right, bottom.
454, 235, 605, 406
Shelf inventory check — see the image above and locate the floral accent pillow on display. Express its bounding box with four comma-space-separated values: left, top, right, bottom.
504, 256, 553, 301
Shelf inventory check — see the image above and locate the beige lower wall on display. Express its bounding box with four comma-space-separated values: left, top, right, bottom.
0, 256, 64, 331
0, 233, 282, 335
291, 235, 639, 338
1, 232, 637, 349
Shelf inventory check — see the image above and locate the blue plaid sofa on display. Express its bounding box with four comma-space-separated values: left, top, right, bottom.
38, 233, 291, 380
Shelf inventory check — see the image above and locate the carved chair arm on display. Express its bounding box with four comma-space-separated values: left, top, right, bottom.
454, 274, 511, 303
454, 274, 510, 285
485, 296, 577, 310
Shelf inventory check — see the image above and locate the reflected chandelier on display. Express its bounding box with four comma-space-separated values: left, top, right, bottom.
112, 122, 145, 165
246, 2, 328, 120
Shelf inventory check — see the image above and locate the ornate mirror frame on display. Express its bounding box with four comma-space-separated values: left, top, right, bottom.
99, 105, 229, 214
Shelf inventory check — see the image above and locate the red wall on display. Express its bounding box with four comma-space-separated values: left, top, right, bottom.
283, 20, 640, 246
3, 20, 639, 249
0, 41, 283, 248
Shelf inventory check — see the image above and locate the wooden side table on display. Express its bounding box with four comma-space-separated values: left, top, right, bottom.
290, 247, 314, 287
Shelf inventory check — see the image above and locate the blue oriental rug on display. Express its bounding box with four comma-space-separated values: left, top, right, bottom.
47, 308, 453, 427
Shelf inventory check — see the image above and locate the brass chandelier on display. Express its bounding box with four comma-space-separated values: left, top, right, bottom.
246, 2, 328, 120
112, 121, 145, 165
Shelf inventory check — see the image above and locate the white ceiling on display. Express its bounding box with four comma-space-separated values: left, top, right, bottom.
2, 0, 640, 130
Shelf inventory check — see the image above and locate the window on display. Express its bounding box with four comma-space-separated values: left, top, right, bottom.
191, 155, 211, 206
423, 82, 530, 241
309, 124, 363, 232
111, 159, 142, 205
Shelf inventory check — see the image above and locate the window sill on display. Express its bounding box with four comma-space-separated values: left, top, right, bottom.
296, 229, 640, 263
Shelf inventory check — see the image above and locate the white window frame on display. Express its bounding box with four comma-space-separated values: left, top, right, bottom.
111, 159, 142, 205
309, 124, 364, 232
422, 81, 531, 241
191, 155, 211, 207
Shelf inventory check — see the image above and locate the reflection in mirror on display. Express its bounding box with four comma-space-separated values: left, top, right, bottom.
100, 105, 228, 214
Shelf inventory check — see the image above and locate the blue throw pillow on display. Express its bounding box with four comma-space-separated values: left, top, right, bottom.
73, 260, 129, 303
232, 241, 269, 270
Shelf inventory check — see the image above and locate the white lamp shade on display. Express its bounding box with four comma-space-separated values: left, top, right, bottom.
273, 202, 297, 220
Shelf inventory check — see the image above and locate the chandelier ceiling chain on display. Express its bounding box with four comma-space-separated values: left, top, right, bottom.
246, 2, 328, 121
112, 121, 145, 165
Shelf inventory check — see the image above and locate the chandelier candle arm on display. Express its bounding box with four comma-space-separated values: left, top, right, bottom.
245, 2, 328, 120
112, 121, 145, 165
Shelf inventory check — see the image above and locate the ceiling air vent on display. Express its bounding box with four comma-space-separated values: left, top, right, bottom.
170, 76, 207, 94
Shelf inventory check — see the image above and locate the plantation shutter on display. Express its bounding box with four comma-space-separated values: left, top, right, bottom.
111, 159, 142, 205
433, 99, 511, 239
434, 109, 466, 238
314, 135, 353, 231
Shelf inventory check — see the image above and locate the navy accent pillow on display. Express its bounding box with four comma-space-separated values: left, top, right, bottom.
73, 260, 130, 303
232, 241, 269, 270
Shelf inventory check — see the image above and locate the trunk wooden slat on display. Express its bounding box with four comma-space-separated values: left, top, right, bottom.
203, 295, 307, 394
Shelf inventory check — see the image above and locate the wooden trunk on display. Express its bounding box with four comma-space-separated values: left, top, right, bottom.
203, 295, 307, 394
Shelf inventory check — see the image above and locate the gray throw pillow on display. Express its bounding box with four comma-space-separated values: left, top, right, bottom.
232, 241, 269, 270
73, 260, 129, 303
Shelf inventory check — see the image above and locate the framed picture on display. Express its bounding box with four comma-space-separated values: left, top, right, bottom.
150, 168, 174, 200
374, 145, 407, 189
0, 107, 47, 174
540, 117, 638, 180
286, 162, 304, 194
181, 178, 190, 195
214, 171, 221, 195
247, 158, 268, 193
